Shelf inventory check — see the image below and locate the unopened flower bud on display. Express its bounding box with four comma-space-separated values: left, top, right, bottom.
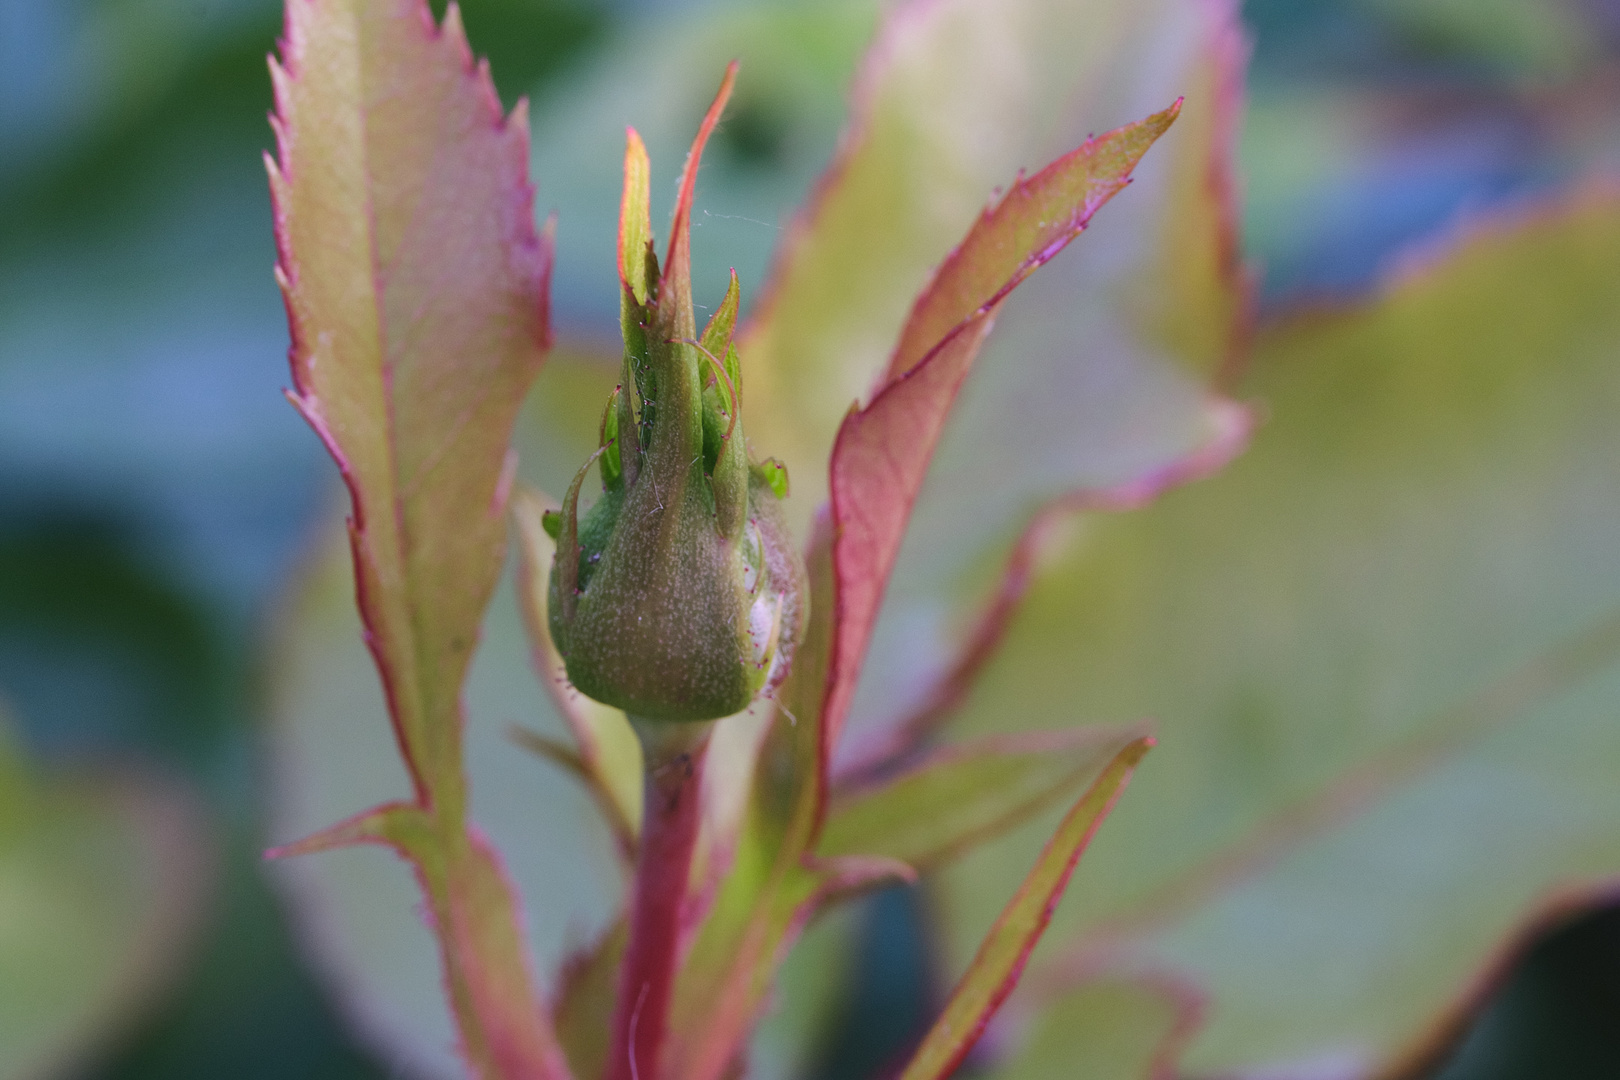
548, 69, 805, 723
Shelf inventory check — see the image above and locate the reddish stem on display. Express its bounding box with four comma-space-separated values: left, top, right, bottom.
608, 721, 711, 1080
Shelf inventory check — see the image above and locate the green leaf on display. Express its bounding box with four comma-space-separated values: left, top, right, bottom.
820, 727, 1149, 873
939, 186, 1620, 1075
896, 737, 1153, 1080
267, 1, 567, 1074
0, 715, 209, 1079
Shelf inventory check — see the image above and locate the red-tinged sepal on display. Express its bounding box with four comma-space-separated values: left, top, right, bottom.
619, 127, 655, 306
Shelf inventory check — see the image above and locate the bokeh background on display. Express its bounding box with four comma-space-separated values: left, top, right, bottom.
3, 0, 1620, 1076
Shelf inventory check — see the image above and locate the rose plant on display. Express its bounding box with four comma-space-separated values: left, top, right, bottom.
265, 1, 1184, 1078
261, 0, 1620, 1078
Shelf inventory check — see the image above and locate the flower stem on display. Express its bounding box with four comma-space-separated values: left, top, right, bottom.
608, 718, 712, 1080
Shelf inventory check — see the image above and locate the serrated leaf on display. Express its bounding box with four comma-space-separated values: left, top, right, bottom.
266, 1, 566, 1075
667, 20, 1182, 1077
270, 0, 551, 797
821, 105, 1180, 759
896, 737, 1153, 1080
939, 186, 1620, 1075
820, 727, 1148, 873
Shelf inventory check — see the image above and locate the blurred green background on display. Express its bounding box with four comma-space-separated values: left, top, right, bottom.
1, 0, 1618, 1077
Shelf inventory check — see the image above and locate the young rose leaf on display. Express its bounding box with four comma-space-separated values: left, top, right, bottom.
740, 0, 1247, 534
883, 106, 1180, 381
938, 186, 1620, 1075
270, 0, 552, 798
267, 1, 565, 1076
821, 104, 1180, 762
897, 737, 1153, 1080
820, 727, 1150, 873
270, 528, 616, 1077
852, 441, 1245, 773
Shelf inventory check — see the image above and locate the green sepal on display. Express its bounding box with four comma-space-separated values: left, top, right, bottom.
701, 269, 741, 357
708, 341, 749, 540
600, 386, 623, 490
755, 458, 790, 500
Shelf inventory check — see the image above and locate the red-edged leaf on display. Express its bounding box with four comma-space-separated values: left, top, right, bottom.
267, 2, 565, 1076
271, 802, 567, 1078
664, 97, 1179, 1080
270, 0, 551, 799
849, 408, 1249, 773
886, 103, 1180, 381
820, 106, 1180, 767
896, 737, 1154, 1080
820, 726, 1149, 873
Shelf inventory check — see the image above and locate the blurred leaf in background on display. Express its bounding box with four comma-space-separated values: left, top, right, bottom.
0, 704, 208, 1079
